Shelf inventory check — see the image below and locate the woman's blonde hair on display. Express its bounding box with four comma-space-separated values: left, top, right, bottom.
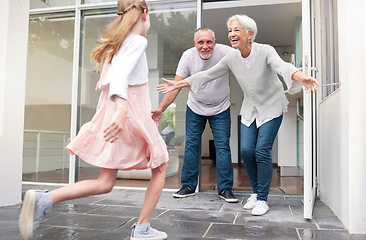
91, 0, 148, 72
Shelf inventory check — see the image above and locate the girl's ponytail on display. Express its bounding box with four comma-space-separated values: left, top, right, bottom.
91, 0, 148, 72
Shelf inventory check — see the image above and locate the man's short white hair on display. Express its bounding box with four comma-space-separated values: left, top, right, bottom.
194, 27, 216, 40
226, 15, 257, 43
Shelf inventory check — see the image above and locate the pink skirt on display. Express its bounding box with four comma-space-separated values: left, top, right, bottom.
66, 83, 169, 170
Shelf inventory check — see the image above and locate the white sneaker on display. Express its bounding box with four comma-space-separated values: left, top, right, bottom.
243, 194, 257, 210
251, 200, 269, 216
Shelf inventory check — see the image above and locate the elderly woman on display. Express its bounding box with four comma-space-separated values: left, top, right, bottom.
157, 14, 318, 216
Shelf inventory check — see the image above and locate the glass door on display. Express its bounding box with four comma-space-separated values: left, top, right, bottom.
24, 1, 200, 188
302, 0, 318, 219
23, 12, 75, 184
77, 0, 200, 188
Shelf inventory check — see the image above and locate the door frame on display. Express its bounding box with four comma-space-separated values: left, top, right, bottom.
199, 0, 319, 219
302, 0, 318, 220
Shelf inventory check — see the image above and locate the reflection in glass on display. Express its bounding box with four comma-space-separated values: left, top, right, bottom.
78, 2, 196, 186
82, 0, 115, 4
23, 13, 75, 183
30, 0, 76, 9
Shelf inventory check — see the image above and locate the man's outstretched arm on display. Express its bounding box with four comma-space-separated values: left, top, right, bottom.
151, 75, 185, 125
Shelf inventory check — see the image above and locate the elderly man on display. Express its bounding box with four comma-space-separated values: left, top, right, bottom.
152, 27, 237, 203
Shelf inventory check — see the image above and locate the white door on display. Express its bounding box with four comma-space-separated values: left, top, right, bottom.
302, 0, 318, 219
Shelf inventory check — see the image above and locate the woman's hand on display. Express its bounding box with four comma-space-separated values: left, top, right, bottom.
302, 76, 319, 93
156, 78, 190, 94
104, 96, 127, 143
292, 71, 319, 93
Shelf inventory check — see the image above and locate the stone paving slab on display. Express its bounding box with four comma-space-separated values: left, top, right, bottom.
0, 184, 365, 240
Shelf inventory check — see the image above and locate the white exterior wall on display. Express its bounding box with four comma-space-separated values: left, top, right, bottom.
0, 0, 29, 206
318, 0, 366, 234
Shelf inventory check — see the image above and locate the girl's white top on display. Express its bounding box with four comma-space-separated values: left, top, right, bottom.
98, 33, 149, 101
186, 42, 299, 128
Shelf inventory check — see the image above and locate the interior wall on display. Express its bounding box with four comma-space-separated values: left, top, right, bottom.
278, 107, 297, 167
26, 48, 73, 105
201, 2, 302, 164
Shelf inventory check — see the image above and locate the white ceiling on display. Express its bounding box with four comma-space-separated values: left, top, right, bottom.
203, 1, 302, 49
203, 1, 303, 106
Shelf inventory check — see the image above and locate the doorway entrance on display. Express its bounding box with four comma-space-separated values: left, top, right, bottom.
200, 0, 304, 194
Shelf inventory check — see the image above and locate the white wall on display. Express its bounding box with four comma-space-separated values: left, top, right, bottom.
0, 0, 29, 206
278, 107, 297, 167
318, 0, 366, 234
228, 73, 243, 163
318, 91, 346, 221
26, 48, 73, 105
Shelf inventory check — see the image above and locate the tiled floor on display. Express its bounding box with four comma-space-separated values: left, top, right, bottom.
1, 184, 365, 240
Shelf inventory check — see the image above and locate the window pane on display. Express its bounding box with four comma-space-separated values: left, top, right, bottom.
321, 0, 339, 99
23, 13, 75, 183
78, 1, 197, 187
82, 0, 115, 3
30, 0, 76, 9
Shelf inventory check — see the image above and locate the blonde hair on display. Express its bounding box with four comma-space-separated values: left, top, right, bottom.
91, 0, 148, 72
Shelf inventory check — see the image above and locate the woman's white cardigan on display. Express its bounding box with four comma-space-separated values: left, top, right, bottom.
186, 43, 299, 122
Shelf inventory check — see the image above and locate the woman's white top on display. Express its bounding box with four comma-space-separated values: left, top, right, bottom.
99, 33, 149, 101
240, 43, 272, 127
185, 42, 299, 128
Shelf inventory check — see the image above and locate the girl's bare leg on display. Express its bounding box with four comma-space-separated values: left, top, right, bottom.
49, 168, 118, 204
137, 163, 168, 224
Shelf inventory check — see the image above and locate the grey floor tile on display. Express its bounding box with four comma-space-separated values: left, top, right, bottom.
234, 204, 316, 229
158, 209, 236, 224
88, 205, 166, 218
152, 219, 211, 239
0, 205, 23, 240
40, 212, 131, 231
235, 214, 316, 229
33, 227, 123, 240
51, 202, 103, 214
206, 223, 300, 240
350, 234, 366, 240
312, 201, 336, 218
298, 229, 352, 240
113, 219, 211, 239
95, 198, 145, 207
3, 186, 365, 240
157, 199, 225, 211
267, 196, 304, 207
313, 216, 346, 230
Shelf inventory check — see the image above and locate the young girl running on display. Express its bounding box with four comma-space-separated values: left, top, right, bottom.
19, 0, 169, 239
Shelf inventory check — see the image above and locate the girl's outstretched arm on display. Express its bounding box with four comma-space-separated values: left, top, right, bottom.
103, 95, 127, 143
156, 78, 190, 94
